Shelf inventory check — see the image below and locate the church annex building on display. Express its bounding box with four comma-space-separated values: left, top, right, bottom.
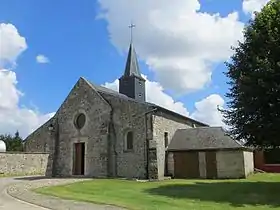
24, 42, 254, 180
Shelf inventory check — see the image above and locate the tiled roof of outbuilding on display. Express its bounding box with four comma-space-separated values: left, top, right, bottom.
168, 127, 246, 151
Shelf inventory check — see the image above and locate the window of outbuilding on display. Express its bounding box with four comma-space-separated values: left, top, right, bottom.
75, 113, 86, 129
125, 131, 134, 151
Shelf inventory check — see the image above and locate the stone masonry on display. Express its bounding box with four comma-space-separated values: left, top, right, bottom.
25, 77, 153, 179
23, 40, 209, 180
99, 89, 151, 178
151, 112, 201, 180
216, 150, 254, 178
0, 152, 49, 175
24, 76, 205, 180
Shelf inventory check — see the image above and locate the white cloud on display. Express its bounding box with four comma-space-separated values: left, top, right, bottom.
0, 69, 55, 138
242, 0, 270, 17
191, 94, 226, 127
97, 0, 244, 93
0, 23, 54, 138
36, 54, 50, 64
0, 69, 22, 110
103, 76, 226, 127
0, 23, 27, 67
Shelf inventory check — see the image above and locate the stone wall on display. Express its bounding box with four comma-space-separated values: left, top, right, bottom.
24, 117, 55, 153
216, 150, 246, 178
101, 92, 150, 179
201, 150, 254, 179
51, 78, 112, 177
24, 77, 152, 179
170, 149, 253, 179
152, 111, 202, 179
58, 78, 151, 179
24, 117, 56, 177
0, 152, 49, 175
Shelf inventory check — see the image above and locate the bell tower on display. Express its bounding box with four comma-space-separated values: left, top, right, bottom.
119, 23, 146, 102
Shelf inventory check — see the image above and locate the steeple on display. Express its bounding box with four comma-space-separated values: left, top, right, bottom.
119, 23, 146, 102
123, 43, 142, 78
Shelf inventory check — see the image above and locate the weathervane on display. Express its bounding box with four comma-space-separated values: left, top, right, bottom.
129, 22, 136, 43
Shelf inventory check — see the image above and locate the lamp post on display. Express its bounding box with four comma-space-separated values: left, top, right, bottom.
48, 124, 54, 132
45, 124, 55, 153
47, 122, 58, 177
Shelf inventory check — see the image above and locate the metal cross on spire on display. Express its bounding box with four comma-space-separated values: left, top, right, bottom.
129, 22, 136, 43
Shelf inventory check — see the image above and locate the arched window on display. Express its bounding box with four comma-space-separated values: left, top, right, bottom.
125, 131, 133, 150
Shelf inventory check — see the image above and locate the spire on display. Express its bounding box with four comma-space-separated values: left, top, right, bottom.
122, 23, 143, 79
119, 23, 146, 102
123, 43, 142, 78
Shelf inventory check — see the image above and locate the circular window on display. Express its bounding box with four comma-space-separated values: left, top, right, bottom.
75, 113, 86, 129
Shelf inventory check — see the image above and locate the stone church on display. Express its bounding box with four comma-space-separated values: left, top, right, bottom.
24, 42, 253, 180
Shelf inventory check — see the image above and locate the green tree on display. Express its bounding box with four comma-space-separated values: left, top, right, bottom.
0, 131, 24, 152
223, 0, 280, 148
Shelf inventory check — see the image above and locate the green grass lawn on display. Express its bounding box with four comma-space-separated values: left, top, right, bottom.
35, 173, 280, 210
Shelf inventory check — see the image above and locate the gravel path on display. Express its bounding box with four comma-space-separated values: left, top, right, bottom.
1, 176, 125, 210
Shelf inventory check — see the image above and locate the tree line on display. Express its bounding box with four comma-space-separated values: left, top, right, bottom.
0, 131, 24, 152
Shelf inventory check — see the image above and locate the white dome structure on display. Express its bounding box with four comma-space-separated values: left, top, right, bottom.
0, 140, 6, 152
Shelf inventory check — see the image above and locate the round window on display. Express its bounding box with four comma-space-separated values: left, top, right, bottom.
75, 113, 86, 129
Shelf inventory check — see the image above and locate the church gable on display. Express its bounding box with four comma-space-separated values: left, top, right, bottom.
49, 77, 113, 177
58, 77, 111, 115
56, 77, 112, 136
24, 77, 113, 177
25, 77, 111, 142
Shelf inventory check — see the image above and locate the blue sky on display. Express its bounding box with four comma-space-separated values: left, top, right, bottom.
0, 0, 267, 137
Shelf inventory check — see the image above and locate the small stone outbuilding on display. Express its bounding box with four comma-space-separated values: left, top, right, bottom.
167, 127, 254, 179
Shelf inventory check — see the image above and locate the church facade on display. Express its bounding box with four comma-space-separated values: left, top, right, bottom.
24, 43, 208, 180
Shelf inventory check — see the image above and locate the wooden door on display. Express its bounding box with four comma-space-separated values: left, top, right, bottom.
174, 151, 200, 178
206, 151, 217, 179
73, 143, 85, 175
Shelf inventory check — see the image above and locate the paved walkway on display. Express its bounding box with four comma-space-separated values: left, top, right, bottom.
1, 176, 124, 210
0, 177, 48, 209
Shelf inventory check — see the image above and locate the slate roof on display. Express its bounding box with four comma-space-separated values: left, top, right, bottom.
84, 78, 208, 127
123, 43, 143, 78
168, 127, 246, 151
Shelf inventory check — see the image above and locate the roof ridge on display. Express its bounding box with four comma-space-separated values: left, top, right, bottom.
81, 78, 208, 126
184, 126, 221, 130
